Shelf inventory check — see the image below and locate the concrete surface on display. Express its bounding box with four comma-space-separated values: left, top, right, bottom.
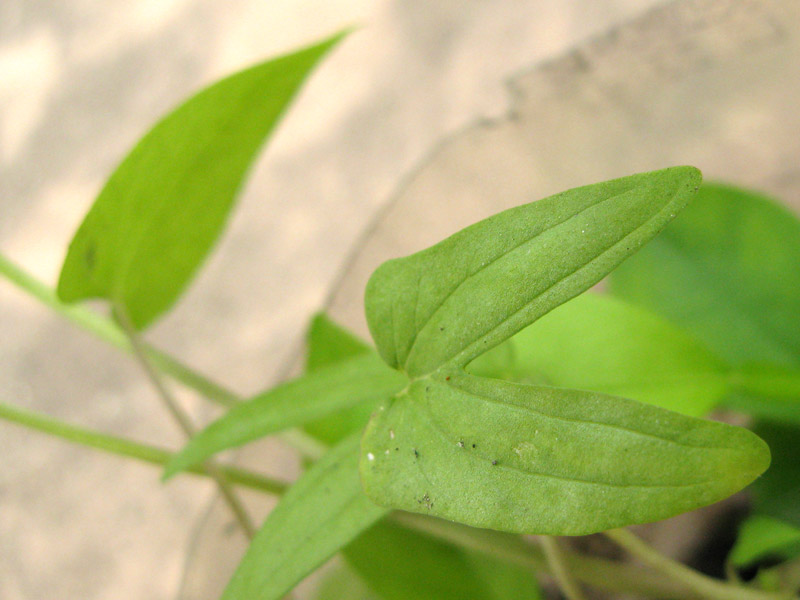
0, 2, 668, 599
3, 1, 799, 599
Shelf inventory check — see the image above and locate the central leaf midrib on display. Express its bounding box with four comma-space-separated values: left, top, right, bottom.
402, 184, 640, 369
438, 187, 687, 371
115, 69, 276, 303
411, 397, 720, 491
441, 377, 736, 452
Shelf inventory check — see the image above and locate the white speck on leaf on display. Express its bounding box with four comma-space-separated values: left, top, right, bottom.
367, 453, 375, 461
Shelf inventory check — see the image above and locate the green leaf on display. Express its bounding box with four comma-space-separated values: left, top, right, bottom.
344, 519, 542, 600
365, 167, 701, 377
464, 551, 544, 600
304, 313, 384, 445
469, 293, 729, 417
57, 32, 347, 329
313, 563, 379, 600
725, 364, 800, 425
360, 373, 769, 535
307, 312, 371, 371
729, 515, 800, 567
164, 352, 404, 477
222, 433, 387, 600
749, 422, 800, 529
610, 182, 800, 368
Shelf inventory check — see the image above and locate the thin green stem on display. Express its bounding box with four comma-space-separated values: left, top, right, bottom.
539, 536, 587, 600
0, 254, 237, 407
3, 396, 765, 600
0, 253, 326, 457
9, 255, 793, 599
115, 302, 257, 540
0, 401, 287, 495
605, 528, 796, 600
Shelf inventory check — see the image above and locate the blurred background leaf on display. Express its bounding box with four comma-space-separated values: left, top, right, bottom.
57, 32, 347, 329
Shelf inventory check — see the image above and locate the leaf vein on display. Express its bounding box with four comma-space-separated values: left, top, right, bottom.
412, 397, 719, 491
404, 189, 634, 369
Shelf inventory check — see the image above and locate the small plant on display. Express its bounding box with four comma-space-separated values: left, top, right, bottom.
2, 31, 799, 600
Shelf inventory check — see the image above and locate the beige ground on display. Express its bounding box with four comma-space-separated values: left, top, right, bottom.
2, 1, 799, 599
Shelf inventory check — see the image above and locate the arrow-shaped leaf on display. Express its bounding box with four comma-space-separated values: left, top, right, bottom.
360, 373, 770, 535
365, 167, 701, 377
58, 32, 346, 329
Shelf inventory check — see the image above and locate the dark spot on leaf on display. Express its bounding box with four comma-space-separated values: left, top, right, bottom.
439, 327, 444, 331
85, 242, 96, 270
445, 376, 450, 381
492, 460, 498, 466
472, 443, 477, 449
413, 448, 419, 458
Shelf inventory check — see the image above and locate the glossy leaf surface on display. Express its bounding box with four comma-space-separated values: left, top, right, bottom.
360, 373, 769, 535
469, 293, 728, 416
58, 33, 345, 329
165, 352, 404, 477
610, 183, 800, 368
344, 520, 542, 600
366, 167, 701, 377
222, 434, 387, 600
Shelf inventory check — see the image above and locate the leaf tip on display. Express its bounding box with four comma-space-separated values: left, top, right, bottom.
718, 425, 772, 495
670, 165, 703, 198
161, 459, 182, 482
747, 429, 772, 480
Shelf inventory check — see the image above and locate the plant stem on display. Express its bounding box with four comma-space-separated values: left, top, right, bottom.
539, 536, 588, 600
0, 253, 236, 406
0, 253, 326, 457
9, 256, 794, 599
4, 400, 775, 600
115, 302, 257, 540
0, 400, 287, 495
605, 528, 796, 600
